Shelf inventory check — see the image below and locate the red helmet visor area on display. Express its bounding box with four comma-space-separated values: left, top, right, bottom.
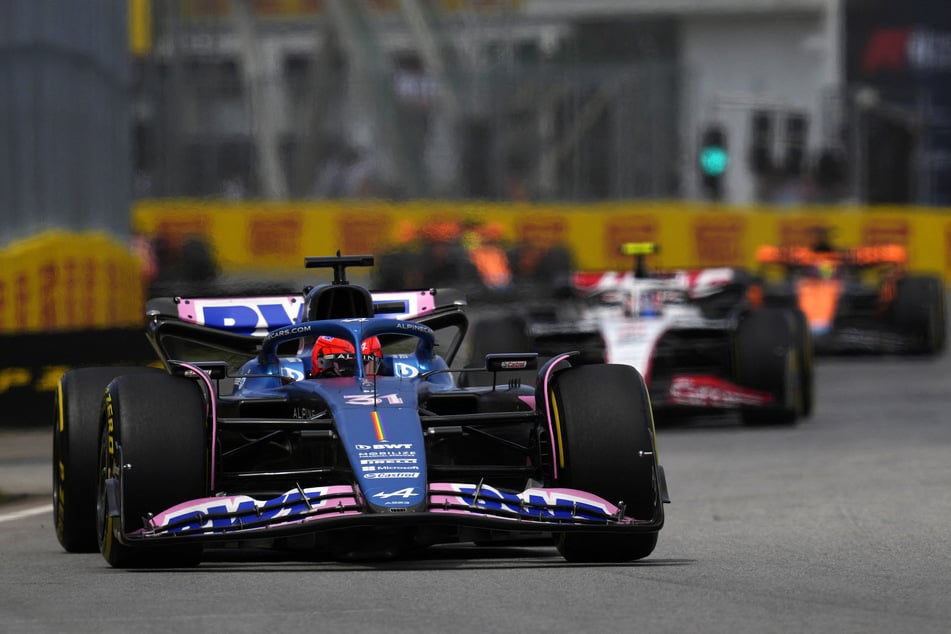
312, 336, 383, 377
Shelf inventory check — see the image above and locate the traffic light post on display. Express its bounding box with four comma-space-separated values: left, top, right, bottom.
698, 125, 728, 201
698, 110, 845, 204
744, 108, 844, 203
749, 110, 773, 177
783, 112, 808, 178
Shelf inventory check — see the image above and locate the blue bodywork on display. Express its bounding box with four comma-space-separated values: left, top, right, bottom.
233, 317, 452, 513
104, 257, 667, 563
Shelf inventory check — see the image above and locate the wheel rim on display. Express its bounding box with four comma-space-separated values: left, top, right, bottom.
96, 424, 113, 555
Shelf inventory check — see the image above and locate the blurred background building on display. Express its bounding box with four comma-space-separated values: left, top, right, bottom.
131, 0, 831, 205
3, 0, 951, 248
1, 1, 132, 243
126, 0, 949, 208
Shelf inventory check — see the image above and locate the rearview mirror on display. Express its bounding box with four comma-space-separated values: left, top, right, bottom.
484, 353, 538, 372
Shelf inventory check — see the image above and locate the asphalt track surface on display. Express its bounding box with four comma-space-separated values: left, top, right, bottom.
2, 351, 951, 633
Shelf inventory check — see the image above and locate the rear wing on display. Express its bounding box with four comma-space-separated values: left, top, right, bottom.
573, 268, 741, 299
146, 290, 441, 337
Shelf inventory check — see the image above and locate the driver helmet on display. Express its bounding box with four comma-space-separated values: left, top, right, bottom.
311, 336, 383, 377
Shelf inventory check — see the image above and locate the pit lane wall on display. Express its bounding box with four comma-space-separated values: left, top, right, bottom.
131, 200, 951, 278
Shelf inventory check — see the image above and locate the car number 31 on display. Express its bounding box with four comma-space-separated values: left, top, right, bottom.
344, 393, 405, 406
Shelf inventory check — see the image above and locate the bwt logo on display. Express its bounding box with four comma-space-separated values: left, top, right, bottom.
189, 298, 300, 336
355, 443, 413, 450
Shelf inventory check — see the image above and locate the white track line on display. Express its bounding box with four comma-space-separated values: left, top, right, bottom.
0, 503, 53, 524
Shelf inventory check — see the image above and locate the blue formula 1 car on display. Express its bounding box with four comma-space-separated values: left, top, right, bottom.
53, 254, 669, 567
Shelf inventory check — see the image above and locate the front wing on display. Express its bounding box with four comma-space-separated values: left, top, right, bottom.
651, 374, 774, 410
106, 482, 662, 547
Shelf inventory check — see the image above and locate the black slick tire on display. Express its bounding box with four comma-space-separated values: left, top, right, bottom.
97, 372, 207, 568
892, 275, 946, 355
791, 308, 815, 418
53, 366, 161, 553
548, 364, 661, 562
735, 308, 802, 425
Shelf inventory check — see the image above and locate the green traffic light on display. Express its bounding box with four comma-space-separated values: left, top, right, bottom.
699, 146, 729, 176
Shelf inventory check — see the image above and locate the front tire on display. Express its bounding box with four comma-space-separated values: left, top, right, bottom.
97, 373, 208, 568
548, 364, 662, 562
53, 366, 162, 553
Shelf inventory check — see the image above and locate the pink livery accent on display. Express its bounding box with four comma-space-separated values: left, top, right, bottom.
429, 483, 635, 523
176, 296, 301, 336
172, 361, 219, 490
174, 291, 436, 335
147, 485, 362, 534
541, 352, 573, 480
141, 480, 641, 539
371, 290, 437, 318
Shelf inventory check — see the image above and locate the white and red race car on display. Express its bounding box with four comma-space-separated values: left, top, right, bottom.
566, 243, 814, 424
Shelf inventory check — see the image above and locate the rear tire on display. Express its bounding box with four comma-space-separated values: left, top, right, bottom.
790, 309, 815, 418
53, 366, 162, 553
97, 373, 208, 568
892, 275, 946, 355
549, 364, 661, 562
735, 309, 802, 425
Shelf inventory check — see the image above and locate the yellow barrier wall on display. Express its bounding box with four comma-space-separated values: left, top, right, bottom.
23, 207, 940, 415
2, 203, 946, 335
0, 231, 145, 334
133, 200, 951, 279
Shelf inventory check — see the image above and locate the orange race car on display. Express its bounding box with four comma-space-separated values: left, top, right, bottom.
755, 241, 946, 355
